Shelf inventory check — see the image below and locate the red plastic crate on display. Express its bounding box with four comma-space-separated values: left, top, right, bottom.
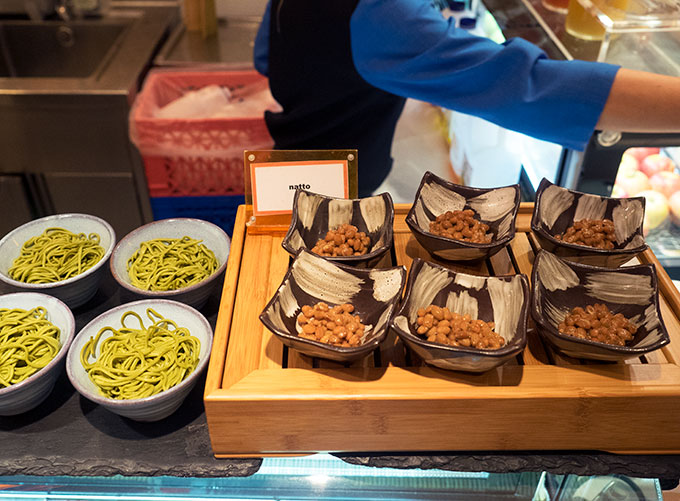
130, 69, 275, 197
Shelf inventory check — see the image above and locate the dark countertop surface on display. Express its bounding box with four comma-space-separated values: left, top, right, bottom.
2, 269, 680, 481
0, 270, 261, 478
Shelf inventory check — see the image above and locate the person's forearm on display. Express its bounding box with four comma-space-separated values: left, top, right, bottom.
596, 68, 680, 132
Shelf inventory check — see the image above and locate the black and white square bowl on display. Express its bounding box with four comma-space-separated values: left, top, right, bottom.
259, 249, 407, 363
531, 178, 647, 268
390, 258, 529, 373
531, 250, 670, 361
405, 172, 520, 262
282, 190, 394, 268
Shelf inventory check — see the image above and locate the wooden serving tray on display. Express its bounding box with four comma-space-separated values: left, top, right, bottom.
204, 203, 680, 457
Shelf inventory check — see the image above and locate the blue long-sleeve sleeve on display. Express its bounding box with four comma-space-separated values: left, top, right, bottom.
253, 0, 620, 150
351, 0, 619, 150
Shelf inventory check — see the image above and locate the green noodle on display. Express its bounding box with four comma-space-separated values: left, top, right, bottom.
8, 227, 105, 284
0, 307, 61, 388
126, 236, 218, 292
80, 308, 201, 400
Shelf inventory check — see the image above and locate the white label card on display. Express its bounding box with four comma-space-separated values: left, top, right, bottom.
251, 160, 349, 215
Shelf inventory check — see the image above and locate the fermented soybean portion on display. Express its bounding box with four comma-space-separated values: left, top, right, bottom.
126, 236, 218, 291
80, 308, 201, 400
8, 228, 105, 284
0, 307, 61, 387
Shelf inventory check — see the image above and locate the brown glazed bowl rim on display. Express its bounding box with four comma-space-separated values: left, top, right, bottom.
405, 171, 521, 249
530, 250, 670, 354
260, 248, 407, 355
530, 178, 648, 256
281, 189, 395, 262
391, 258, 529, 358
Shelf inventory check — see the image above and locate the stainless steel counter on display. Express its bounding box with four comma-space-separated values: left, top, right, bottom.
0, 2, 180, 239
0, 3, 179, 93
154, 16, 259, 68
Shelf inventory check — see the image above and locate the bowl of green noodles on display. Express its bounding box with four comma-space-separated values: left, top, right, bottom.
0, 214, 116, 309
109, 218, 230, 309
0, 292, 75, 416
66, 299, 213, 422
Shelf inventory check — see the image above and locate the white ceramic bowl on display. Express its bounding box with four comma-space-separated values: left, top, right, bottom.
66, 299, 213, 422
110, 218, 230, 309
0, 214, 116, 309
0, 292, 75, 416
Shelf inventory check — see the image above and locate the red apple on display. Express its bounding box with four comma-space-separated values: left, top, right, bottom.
669, 191, 680, 227
610, 184, 628, 198
615, 169, 651, 197
639, 154, 676, 178
638, 189, 670, 235
625, 147, 660, 163
617, 153, 639, 177
649, 171, 680, 199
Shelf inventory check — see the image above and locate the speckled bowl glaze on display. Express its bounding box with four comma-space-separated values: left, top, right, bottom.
531, 250, 669, 361
66, 299, 213, 422
110, 218, 230, 310
390, 259, 529, 373
405, 172, 520, 262
0, 292, 75, 416
282, 190, 394, 268
531, 178, 647, 267
0, 214, 116, 309
260, 249, 406, 363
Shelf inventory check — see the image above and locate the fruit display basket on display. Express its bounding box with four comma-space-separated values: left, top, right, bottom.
204, 203, 680, 457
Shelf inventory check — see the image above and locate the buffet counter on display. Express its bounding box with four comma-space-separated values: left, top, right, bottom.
2, 0, 680, 493
2, 206, 680, 486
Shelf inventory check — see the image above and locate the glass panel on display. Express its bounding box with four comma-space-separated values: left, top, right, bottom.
0, 453, 541, 500
0, 454, 667, 500
613, 146, 680, 273
555, 474, 661, 500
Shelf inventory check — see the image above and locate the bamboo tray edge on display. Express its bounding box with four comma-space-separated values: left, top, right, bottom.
205, 203, 680, 456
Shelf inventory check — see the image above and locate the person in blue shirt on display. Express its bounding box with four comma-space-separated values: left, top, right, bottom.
254, 0, 680, 196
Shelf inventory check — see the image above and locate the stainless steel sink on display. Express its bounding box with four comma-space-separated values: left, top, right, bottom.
0, 20, 129, 78
0, 3, 180, 239
0, 5, 178, 92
